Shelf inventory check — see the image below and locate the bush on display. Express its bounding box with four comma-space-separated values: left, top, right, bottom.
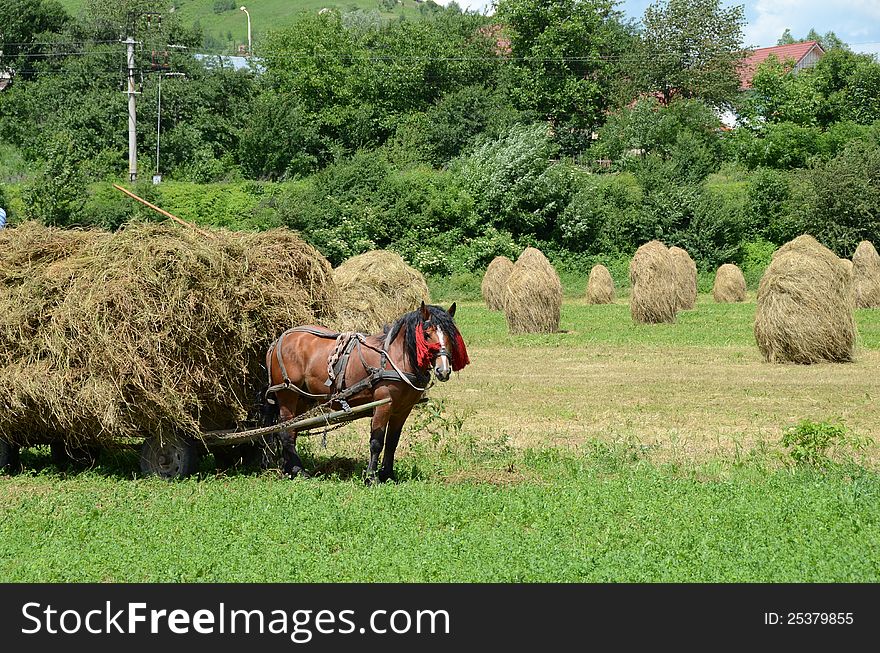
799, 139, 880, 255
455, 123, 575, 237
741, 239, 776, 288
729, 123, 821, 170
559, 172, 641, 255
22, 134, 86, 227
745, 167, 799, 243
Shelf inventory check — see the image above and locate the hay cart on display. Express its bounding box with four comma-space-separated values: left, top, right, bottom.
0, 398, 391, 479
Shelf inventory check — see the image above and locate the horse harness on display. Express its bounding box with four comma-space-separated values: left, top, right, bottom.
265, 326, 434, 412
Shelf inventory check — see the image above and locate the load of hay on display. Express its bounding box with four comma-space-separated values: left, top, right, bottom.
503, 247, 562, 334
481, 256, 514, 310
852, 240, 880, 308
332, 250, 430, 333
586, 264, 615, 304
754, 235, 856, 364
629, 241, 677, 324
712, 263, 747, 303
669, 246, 697, 310
0, 221, 338, 448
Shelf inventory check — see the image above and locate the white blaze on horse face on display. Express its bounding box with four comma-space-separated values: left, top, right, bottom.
436, 326, 450, 379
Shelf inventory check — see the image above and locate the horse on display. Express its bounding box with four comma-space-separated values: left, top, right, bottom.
263, 301, 469, 483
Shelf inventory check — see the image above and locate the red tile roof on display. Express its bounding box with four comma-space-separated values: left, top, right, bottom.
739, 41, 824, 88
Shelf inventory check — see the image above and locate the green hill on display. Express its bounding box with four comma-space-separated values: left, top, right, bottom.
58, 0, 427, 54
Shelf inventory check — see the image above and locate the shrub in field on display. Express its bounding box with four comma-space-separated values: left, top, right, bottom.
669, 246, 697, 310
781, 420, 870, 468
754, 235, 856, 363
852, 240, 880, 308
712, 263, 747, 302
629, 240, 676, 324
586, 264, 615, 304
481, 256, 515, 310
503, 247, 562, 334
741, 239, 776, 288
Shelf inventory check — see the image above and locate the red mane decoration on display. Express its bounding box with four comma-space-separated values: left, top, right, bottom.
451, 332, 469, 371
415, 323, 442, 369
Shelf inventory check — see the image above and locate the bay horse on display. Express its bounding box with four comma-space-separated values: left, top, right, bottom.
264, 302, 469, 483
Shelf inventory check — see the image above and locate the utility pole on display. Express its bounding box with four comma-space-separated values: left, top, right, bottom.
124, 36, 138, 182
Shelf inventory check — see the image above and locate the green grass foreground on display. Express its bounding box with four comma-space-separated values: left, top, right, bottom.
2, 447, 878, 582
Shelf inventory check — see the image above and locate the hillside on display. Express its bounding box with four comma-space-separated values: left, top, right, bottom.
57, 0, 428, 53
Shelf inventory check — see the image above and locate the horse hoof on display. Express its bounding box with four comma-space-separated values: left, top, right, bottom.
286, 466, 309, 479
378, 470, 397, 484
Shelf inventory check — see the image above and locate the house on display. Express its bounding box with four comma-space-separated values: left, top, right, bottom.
739, 41, 825, 89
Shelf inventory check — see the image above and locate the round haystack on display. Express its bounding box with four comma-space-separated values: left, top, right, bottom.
332, 250, 430, 333
669, 246, 697, 310
503, 247, 562, 334
754, 235, 855, 364
629, 240, 676, 324
852, 240, 880, 308
712, 264, 747, 303
481, 255, 514, 310
586, 264, 615, 304
0, 221, 338, 448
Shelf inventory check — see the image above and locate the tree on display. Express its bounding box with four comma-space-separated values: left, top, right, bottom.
0, 0, 70, 80
496, 0, 631, 152
633, 0, 749, 107
776, 28, 849, 51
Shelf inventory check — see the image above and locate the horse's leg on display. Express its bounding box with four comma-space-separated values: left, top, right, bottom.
277, 390, 308, 478
378, 411, 410, 483
365, 399, 391, 485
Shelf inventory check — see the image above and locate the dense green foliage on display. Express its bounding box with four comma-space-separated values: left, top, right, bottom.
2, 0, 880, 274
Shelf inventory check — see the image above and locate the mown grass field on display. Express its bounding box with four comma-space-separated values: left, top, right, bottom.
2, 297, 880, 582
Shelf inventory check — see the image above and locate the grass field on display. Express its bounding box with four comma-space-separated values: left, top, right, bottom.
2, 297, 880, 582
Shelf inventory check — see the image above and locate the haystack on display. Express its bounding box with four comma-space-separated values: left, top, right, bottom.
333, 250, 430, 333
629, 241, 676, 324
481, 256, 514, 310
712, 264, 747, 303
503, 247, 562, 334
586, 264, 615, 304
852, 240, 880, 308
754, 235, 855, 364
669, 246, 697, 310
0, 221, 338, 447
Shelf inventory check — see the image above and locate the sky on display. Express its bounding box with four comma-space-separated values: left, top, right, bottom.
440, 0, 880, 56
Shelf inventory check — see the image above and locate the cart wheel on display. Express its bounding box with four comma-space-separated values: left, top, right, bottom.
0, 439, 20, 474
50, 442, 99, 469
140, 436, 200, 479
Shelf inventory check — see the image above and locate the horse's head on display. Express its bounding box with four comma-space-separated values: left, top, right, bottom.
415, 301, 469, 382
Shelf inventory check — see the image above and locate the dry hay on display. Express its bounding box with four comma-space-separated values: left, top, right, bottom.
629, 241, 677, 324
503, 247, 562, 334
481, 256, 514, 310
669, 246, 697, 310
586, 264, 615, 304
712, 264, 747, 303
852, 240, 880, 308
332, 250, 430, 333
754, 235, 855, 364
0, 221, 338, 448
